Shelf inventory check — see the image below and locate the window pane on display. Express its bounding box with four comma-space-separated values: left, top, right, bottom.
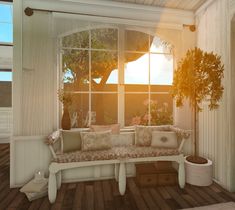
125, 94, 149, 126
150, 37, 173, 54
62, 49, 89, 91
62, 31, 89, 48
150, 94, 173, 125
0, 4, 12, 23
125, 30, 150, 52
91, 93, 117, 124
0, 23, 13, 43
124, 53, 149, 87
91, 28, 118, 50
150, 54, 173, 85
91, 51, 118, 91
69, 93, 89, 128
0, 72, 12, 81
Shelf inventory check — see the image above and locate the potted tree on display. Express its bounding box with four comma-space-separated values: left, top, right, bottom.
172, 47, 224, 185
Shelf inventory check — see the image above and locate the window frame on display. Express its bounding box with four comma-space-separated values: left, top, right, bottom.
58, 24, 174, 127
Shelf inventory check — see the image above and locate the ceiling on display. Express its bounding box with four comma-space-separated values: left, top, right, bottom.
102, 0, 207, 11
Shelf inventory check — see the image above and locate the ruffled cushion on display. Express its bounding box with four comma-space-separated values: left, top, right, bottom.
53, 146, 179, 163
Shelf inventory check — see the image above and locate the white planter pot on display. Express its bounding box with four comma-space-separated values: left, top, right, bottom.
185, 157, 213, 186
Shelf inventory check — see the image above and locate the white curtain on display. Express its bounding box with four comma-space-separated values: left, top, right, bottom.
22, 12, 57, 135
196, 0, 232, 190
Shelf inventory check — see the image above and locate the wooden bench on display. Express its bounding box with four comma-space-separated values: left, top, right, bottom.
45, 126, 190, 203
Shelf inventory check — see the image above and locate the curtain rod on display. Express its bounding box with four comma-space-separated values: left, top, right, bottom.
24, 7, 196, 32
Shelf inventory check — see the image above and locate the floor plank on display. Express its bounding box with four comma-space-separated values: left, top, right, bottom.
0, 144, 235, 210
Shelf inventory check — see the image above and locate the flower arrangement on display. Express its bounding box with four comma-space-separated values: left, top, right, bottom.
57, 88, 72, 106
130, 99, 173, 126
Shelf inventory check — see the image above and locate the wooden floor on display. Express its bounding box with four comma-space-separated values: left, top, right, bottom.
1, 144, 235, 210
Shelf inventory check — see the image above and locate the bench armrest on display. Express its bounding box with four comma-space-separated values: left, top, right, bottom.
45, 130, 61, 159
169, 126, 191, 152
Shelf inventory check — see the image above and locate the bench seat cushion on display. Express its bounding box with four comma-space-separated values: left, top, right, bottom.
53, 146, 179, 163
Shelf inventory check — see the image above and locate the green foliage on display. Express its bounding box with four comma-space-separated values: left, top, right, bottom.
62, 28, 118, 88
58, 88, 72, 106
131, 100, 173, 126
172, 47, 224, 112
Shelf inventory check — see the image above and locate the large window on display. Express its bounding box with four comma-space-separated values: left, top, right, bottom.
60, 26, 173, 127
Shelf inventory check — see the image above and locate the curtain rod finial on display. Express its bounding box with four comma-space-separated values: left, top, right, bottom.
183, 24, 196, 32
25, 7, 34, 16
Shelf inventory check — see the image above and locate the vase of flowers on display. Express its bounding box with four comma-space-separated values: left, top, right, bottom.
58, 89, 72, 130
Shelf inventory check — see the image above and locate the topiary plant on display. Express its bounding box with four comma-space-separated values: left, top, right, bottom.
172, 47, 224, 164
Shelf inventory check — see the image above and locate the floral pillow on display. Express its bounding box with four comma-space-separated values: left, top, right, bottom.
80, 130, 112, 151
135, 126, 152, 146
135, 125, 171, 146
90, 124, 120, 134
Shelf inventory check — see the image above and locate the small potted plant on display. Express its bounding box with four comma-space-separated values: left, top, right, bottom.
171, 47, 224, 185
58, 88, 72, 130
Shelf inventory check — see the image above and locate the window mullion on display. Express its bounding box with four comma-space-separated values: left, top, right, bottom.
88, 29, 92, 126
148, 35, 151, 126
118, 26, 125, 127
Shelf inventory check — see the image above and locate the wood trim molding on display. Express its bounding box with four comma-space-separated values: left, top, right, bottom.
195, 0, 214, 16
24, 0, 195, 25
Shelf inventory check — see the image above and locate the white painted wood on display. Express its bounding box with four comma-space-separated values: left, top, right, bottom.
10, 136, 136, 187
118, 161, 126, 195
94, 165, 101, 178
185, 158, 213, 186
13, 0, 23, 136
39, 0, 206, 11
25, 0, 195, 26
0, 108, 12, 143
196, 0, 235, 192
48, 171, 57, 203
0, 46, 13, 69
56, 171, 61, 189
114, 163, 119, 181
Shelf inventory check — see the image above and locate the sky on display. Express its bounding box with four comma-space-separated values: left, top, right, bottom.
0, 3, 13, 43
0, 3, 13, 82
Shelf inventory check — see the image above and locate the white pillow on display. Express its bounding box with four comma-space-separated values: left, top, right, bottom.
151, 131, 178, 149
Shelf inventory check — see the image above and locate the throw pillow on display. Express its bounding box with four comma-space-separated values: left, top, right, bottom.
80, 130, 112, 151
61, 130, 82, 153
90, 124, 120, 134
135, 125, 172, 146
151, 131, 178, 148
111, 132, 135, 146
135, 126, 152, 146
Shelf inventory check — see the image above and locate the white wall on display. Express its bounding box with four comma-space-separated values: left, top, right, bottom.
0, 46, 13, 69
0, 46, 13, 144
196, 0, 235, 191
11, 0, 196, 187
0, 108, 12, 143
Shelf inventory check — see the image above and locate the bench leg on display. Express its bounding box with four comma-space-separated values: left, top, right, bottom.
56, 170, 62, 190
118, 162, 126, 195
114, 163, 119, 182
48, 171, 57, 203
178, 160, 185, 188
